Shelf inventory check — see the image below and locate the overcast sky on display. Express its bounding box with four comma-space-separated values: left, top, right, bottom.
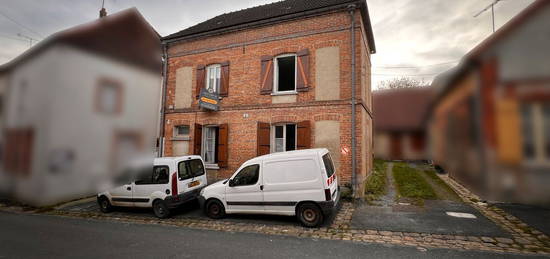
0, 0, 536, 89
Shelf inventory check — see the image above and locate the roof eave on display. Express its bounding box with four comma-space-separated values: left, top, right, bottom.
163, 0, 376, 53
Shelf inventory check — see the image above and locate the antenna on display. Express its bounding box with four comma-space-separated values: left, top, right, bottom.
17, 33, 38, 48
474, 0, 504, 33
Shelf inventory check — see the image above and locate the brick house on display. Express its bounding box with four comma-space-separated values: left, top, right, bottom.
428, 0, 550, 205
160, 0, 376, 196
373, 87, 433, 161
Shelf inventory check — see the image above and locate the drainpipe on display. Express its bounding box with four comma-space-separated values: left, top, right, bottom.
348, 4, 357, 198
158, 42, 168, 157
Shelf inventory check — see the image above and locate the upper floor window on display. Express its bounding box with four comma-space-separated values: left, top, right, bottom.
206, 64, 221, 94
274, 54, 296, 93
96, 79, 122, 114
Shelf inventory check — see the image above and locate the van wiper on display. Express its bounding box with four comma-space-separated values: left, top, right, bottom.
222, 179, 229, 184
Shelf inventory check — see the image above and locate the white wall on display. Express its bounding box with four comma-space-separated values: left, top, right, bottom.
1, 44, 161, 205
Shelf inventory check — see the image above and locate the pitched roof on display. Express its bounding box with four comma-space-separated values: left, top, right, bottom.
163, 0, 375, 53
0, 8, 161, 73
429, 0, 550, 106
373, 87, 434, 132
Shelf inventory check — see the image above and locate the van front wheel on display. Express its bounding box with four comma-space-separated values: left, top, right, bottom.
205, 199, 225, 219
297, 203, 324, 228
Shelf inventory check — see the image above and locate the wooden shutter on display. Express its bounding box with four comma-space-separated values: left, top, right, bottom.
257, 122, 271, 156
260, 56, 274, 94
217, 124, 229, 168
193, 123, 202, 155
196, 65, 205, 98
297, 121, 311, 149
220, 61, 230, 97
296, 49, 310, 92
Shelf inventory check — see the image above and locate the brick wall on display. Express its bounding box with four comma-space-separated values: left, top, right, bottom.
164, 10, 373, 189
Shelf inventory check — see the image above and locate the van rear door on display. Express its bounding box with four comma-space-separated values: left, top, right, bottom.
321, 153, 338, 202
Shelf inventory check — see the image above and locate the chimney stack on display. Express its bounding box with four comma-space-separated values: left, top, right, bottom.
99, 7, 107, 18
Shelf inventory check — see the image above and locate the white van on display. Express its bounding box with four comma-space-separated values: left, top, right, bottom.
198, 148, 339, 227
97, 156, 207, 218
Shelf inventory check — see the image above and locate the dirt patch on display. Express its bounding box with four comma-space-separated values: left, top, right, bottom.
419, 168, 461, 202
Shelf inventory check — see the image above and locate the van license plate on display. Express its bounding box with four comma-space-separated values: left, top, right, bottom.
188, 181, 200, 188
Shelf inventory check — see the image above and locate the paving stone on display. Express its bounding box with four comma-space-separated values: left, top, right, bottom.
495, 237, 514, 244
481, 237, 496, 243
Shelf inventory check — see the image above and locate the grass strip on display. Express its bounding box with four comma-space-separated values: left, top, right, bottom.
365, 159, 387, 201
393, 163, 437, 200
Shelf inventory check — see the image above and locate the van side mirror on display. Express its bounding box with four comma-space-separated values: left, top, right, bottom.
228, 179, 235, 187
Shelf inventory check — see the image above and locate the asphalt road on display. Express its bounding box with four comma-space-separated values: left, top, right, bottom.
0, 211, 545, 259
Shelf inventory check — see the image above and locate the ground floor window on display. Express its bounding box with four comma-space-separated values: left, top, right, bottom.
272, 124, 296, 153
202, 126, 218, 164
521, 102, 550, 162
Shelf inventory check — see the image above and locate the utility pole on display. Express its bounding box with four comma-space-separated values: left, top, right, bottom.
474, 0, 504, 33
17, 33, 37, 48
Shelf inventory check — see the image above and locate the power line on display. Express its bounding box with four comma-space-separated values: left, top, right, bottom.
0, 34, 28, 42
0, 10, 44, 39
374, 60, 459, 69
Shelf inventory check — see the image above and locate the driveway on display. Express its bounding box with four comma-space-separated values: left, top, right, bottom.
352, 162, 510, 237
494, 203, 550, 236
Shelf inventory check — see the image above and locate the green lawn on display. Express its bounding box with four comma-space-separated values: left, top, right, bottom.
392, 163, 437, 200
365, 159, 387, 201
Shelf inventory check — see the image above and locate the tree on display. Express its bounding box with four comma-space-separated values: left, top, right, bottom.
377, 77, 428, 90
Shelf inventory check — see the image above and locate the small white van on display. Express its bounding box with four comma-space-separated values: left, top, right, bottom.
97, 156, 207, 218
198, 148, 339, 227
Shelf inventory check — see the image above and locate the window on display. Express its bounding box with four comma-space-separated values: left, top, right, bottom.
206, 64, 221, 94
521, 102, 550, 162
174, 125, 190, 138
322, 153, 335, 178
544, 104, 550, 159
96, 79, 122, 114
521, 104, 535, 160
272, 124, 296, 153
135, 166, 169, 185
178, 159, 206, 180
232, 164, 260, 186
202, 126, 218, 164
274, 54, 296, 93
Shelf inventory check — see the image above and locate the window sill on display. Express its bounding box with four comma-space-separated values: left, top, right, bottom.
171, 137, 190, 141
271, 91, 297, 96
205, 164, 220, 170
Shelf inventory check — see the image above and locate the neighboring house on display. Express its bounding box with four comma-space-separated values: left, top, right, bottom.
428, 0, 550, 205
161, 0, 376, 196
0, 8, 162, 206
373, 87, 432, 161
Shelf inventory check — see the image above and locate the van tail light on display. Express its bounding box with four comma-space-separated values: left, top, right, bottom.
324, 189, 331, 201
171, 173, 178, 200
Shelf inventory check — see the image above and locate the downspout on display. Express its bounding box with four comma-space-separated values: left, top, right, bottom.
348, 4, 357, 198
158, 42, 168, 157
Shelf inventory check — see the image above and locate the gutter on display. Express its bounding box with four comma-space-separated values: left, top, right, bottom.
348, 4, 358, 198
158, 42, 168, 157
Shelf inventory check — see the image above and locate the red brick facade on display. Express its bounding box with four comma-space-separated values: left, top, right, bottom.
163, 10, 374, 195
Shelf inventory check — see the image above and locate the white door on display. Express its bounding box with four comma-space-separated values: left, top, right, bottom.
225, 164, 264, 212
176, 158, 207, 202
109, 184, 133, 207
132, 166, 170, 207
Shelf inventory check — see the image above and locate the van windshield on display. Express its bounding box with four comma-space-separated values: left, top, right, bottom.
322, 153, 335, 178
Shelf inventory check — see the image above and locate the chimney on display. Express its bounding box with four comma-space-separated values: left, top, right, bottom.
99, 7, 107, 18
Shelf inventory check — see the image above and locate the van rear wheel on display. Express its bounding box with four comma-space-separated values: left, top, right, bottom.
297, 203, 324, 228
205, 199, 225, 219
153, 200, 171, 219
